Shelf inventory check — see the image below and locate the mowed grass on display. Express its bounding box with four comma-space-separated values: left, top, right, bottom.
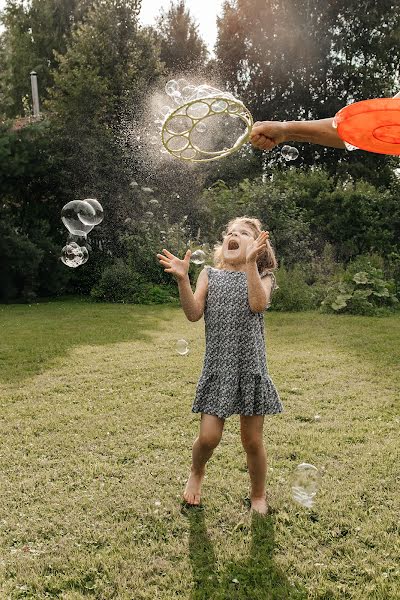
0, 300, 399, 600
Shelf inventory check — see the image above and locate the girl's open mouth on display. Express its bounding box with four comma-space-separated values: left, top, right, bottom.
228, 239, 240, 250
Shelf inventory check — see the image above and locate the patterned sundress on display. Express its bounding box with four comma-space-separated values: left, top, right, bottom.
192, 266, 283, 419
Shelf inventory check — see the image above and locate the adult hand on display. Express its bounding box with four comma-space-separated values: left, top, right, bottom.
250, 121, 287, 150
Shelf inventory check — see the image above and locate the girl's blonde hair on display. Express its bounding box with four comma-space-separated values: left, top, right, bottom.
213, 216, 278, 275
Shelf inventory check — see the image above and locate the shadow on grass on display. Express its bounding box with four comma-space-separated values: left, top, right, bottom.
183, 504, 308, 600
0, 299, 176, 385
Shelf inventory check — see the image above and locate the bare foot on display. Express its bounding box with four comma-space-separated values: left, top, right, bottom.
183, 470, 204, 505
250, 495, 269, 515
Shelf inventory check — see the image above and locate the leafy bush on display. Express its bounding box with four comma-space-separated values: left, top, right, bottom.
321, 258, 399, 315
271, 263, 320, 311
90, 261, 178, 304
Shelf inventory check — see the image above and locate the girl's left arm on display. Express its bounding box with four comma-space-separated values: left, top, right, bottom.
246, 262, 273, 312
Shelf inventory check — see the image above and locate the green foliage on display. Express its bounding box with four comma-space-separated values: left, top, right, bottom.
215, 0, 398, 183
270, 264, 319, 312
155, 0, 208, 73
321, 257, 399, 316
91, 260, 178, 304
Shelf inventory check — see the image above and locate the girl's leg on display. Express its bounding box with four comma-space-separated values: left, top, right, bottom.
240, 415, 268, 514
183, 413, 225, 505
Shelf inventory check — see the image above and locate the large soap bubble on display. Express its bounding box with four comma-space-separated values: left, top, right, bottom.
61, 200, 96, 236
79, 198, 104, 226
60, 242, 89, 268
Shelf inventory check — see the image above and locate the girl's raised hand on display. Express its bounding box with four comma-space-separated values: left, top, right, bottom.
157, 248, 191, 281
246, 231, 269, 263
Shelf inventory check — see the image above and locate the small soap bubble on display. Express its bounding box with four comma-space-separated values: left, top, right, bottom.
149, 198, 159, 205
149, 135, 158, 145
281, 145, 299, 161
186, 101, 209, 119
291, 463, 319, 508
160, 105, 172, 118
195, 122, 207, 133
181, 85, 197, 101
190, 250, 206, 265
211, 99, 228, 112
167, 136, 189, 152
176, 78, 189, 91
165, 79, 178, 96
176, 339, 189, 356
60, 242, 89, 268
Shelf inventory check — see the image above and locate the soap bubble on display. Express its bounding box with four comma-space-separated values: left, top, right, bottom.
211, 99, 228, 112
61, 200, 96, 236
190, 250, 206, 265
78, 198, 104, 226
314, 414, 321, 421
149, 198, 159, 205
60, 242, 89, 268
344, 141, 358, 151
176, 78, 189, 91
291, 463, 319, 508
181, 147, 197, 160
149, 135, 158, 145
165, 79, 178, 96
195, 122, 207, 133
187, 101, 209, 119
176, 339, 189, 356
167, 136, 189, 152
181, 85, 197, 101
160, 105, 172, 118
167, 115, 192, 135
281, 145, 299, 161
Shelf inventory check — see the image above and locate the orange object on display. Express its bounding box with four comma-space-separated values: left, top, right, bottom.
334, 98, 400, 155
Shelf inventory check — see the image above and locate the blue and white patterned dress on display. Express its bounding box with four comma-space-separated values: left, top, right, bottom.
192, 266, 283, 419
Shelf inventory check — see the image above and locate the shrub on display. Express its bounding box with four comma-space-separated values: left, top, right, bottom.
321, 258, 399, 316
90, 261, 178, 304
271, 263, 319, 311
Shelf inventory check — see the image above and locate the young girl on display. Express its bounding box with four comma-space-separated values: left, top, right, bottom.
156, 217, 283, 515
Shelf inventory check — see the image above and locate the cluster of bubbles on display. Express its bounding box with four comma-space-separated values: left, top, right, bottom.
281, 145, 299, 161
60, 198, 104, 268
291, 463, 319, 508
153, 79, 252, 162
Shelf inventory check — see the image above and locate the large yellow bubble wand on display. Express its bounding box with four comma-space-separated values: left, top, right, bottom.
160, 81, 253, 163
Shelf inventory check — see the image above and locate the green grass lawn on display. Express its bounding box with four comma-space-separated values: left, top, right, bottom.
0, 300, 399, 599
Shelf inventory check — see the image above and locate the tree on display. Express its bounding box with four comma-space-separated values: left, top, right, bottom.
216, 0, 400, 183
155, 0, 208, 74
0, 0, 95, 117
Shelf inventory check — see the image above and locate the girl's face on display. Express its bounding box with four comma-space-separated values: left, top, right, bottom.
222, 222, 256, 265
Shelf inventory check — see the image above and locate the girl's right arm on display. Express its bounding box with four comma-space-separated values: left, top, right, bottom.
156, 249, 208, 322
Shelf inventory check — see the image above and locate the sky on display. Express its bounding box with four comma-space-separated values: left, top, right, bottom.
0, 0, 227, 53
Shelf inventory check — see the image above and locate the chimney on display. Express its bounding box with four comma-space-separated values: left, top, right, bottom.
30, 71, 40, 118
